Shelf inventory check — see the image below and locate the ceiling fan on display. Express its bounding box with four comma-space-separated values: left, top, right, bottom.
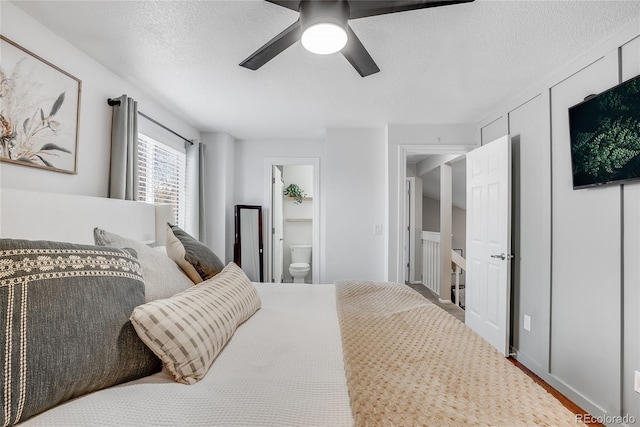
240, 0, 474, 77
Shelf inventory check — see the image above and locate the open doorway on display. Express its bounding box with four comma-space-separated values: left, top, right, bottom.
398, 145, 473, 306
411, 157, 467, 304
264, 158, 320, 284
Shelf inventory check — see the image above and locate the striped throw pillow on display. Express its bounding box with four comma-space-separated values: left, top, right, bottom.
130, 262, 261, 385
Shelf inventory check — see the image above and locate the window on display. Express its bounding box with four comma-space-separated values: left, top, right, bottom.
137, 133, 186, 227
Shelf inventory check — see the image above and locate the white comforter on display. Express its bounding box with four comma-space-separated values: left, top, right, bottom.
23, 284, 354, 427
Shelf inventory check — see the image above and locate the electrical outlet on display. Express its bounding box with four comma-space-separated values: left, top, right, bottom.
523, 315, 531, 332
635, 370, 640, 394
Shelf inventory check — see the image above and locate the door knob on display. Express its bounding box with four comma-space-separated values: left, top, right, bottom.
490, 253, 514, 260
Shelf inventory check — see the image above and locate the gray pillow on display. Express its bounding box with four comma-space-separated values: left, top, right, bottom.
94, 227, 193, 301
166, 223, 224, 284
0, 238, 161, 426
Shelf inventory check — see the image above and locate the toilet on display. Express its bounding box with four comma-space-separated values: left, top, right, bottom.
289, 245, 311, 283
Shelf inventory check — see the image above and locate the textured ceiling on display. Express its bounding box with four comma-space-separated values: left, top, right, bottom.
12, 0, 640, 140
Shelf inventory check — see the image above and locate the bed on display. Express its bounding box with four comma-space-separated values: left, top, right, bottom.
1, 188, 582, 426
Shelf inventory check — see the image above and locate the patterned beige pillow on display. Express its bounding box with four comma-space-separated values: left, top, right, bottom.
129, 262, 261, 385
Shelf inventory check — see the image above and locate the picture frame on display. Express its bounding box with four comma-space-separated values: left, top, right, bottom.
0, 35, 81, 174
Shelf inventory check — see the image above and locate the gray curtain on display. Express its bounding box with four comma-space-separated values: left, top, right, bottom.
109, 94, 138, 200
198, 142, 207, 243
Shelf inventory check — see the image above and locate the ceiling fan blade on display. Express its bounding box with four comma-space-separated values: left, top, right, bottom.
239, 20, 301, 70
348, 0, 474, 19
265, 0, 301, 12
341, 26, 380, 77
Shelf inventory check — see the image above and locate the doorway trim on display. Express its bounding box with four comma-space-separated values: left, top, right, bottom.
396, 144, 476, 285
264, 157, 321, 284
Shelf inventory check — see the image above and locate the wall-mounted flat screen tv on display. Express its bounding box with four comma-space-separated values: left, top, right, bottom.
569, 74, 640, 189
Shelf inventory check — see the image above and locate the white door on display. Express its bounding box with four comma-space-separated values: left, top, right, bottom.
403, 179, 411, 283
407, 177, 417, 284
272, 166, 284, 283
465, 135, 512, 356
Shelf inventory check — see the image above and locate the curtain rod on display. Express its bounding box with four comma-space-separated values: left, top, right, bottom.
107, 98, 194, 146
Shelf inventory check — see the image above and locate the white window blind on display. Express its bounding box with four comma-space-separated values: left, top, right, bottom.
137, 133, 186, 227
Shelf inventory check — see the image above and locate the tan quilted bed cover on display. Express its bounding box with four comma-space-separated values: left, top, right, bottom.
335, 280, 582, 427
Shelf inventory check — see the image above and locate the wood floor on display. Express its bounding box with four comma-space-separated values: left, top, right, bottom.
508, 358, 604, 426
405, 282, 604, 427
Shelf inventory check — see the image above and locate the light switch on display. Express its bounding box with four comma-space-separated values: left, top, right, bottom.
373, 224, 383, 236
523, 314, 531, 332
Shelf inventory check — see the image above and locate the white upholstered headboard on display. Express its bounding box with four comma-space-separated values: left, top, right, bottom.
0, 188, 172, 245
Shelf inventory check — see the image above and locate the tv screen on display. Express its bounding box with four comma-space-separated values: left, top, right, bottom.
568, 74, 640, 189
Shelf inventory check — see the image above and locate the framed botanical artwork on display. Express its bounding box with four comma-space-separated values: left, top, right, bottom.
0, 35, 81, 174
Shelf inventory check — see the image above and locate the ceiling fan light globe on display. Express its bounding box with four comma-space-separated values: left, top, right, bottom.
301, 23, 348, 55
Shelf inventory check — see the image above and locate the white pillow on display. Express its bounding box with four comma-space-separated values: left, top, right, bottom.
152, 245, 168, 255
94, 228, 193, 301
130, 262, 261, 385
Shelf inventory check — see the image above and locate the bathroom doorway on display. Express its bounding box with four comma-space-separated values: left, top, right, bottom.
264, 158, 320, 284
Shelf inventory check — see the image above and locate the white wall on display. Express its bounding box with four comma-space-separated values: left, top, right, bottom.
324, 128, 386, 283
477, 20, 640, 421
201, 132, 235, 262
233, 140, 324, 206
0, 2, 200, 206
234, 133, 388, 284
283, 164, 314, 198
233, 139, 324, 278
386, 124, 476, 283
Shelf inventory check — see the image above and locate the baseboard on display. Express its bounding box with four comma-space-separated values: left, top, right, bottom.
512, 352, 609, 424
438, 298, 452, 304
